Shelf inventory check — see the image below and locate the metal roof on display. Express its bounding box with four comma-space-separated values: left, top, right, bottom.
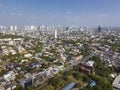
61, 82, 75, 90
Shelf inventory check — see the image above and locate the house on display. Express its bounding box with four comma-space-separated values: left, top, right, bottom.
3, 71, 16, 82
0, 81, 16, 90
18, 46, 25, 53
90, 80, 96, 87
0, 86, 4, 90
57, 65, 64, 71
112, 74, 120, 89
53, 68, 59, 74
79, 63, 94, 74
9, 49, 16, 55
86, 61, 95, 67
24, 54, 33, 58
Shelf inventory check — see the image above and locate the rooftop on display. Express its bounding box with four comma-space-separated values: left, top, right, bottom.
113, 74, 120, 89
61, 82, 75, 90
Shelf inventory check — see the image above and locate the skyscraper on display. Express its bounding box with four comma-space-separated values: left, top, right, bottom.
98, 26, 102, 33
55, 30, 57, 39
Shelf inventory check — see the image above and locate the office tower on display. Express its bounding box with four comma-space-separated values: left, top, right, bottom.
98, 26, 102, 33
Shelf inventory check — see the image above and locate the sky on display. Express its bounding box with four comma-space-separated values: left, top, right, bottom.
0, 0, 120, 26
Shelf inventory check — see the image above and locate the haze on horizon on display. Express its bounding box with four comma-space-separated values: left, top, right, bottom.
0, 0, 120, 27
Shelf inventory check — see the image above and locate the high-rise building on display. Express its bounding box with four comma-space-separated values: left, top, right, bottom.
10, 26, 18, 30
14, 26, 17, 30
30, 26, 36, 30
55, 30, 57, 39
97, 26, 102, 33
10, 26, 14, 30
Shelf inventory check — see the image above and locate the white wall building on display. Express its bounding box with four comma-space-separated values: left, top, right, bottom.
55, 30, 57, 39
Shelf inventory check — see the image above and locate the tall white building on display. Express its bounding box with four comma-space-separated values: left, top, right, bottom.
10, 26, 18, 30
55, 30, 57, 39
0, 25, 5, 30
14, 26, 17, 30
25, 26, 30, 30
30, 26, 36, 30
10, 26, 14, 30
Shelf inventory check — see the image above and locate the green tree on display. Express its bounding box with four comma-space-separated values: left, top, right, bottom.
15, 85, 23, 90
65, 70, 73, 76
74, 82, 83, 88
51, 77, 64, 89
73, 72, 83, 80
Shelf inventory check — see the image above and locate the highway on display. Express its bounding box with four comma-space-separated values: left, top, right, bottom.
65, 50, 94, 72
36, 50, 94, 90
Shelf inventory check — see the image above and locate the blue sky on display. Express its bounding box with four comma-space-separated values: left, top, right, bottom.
0, 0, 120, 26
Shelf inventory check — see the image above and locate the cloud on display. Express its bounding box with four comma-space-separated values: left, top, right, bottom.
11, 12, 25, 16
98, 13, 108, 17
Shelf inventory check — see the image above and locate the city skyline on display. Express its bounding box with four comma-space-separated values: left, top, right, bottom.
0, 0, 120, 26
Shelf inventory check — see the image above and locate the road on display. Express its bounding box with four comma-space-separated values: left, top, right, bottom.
65, 50, 94, 71
36, 50, 94, 90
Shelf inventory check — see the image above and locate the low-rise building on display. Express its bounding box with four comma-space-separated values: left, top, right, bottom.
3, 71, 16, 82
112, 74, 120, 89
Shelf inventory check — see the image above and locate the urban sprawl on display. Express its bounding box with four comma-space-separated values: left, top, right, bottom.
0, 25, 120, 90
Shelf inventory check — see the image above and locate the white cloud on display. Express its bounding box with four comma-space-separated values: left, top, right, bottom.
11, 12, 25, 16
98, 13, 108, 17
